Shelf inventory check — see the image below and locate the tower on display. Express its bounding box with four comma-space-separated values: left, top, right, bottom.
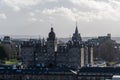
67, 26, 84, 68
47, 27, 57, 66
80, 45, 85, 67
72, 26, 82, 42
84, 44, 94, 67
88, 45, 94, 66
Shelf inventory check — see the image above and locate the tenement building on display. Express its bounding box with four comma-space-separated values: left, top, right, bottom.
21, 26, 94, 68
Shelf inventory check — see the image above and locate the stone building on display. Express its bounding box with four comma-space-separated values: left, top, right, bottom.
2, 36, 11, 44
21, 41, 35, 66
21, 26, 94, 68
46, 27, 57, 65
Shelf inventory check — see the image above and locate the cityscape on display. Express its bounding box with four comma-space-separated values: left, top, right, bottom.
0, 26, 120, 80
1, 0, 120, 80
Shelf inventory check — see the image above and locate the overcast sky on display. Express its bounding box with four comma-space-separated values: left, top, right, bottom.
0, 0, 120, 38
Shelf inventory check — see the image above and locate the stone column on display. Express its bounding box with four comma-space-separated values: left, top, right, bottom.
81, 47, 84, 67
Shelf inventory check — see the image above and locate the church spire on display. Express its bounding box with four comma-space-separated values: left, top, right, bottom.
72, 23, 82, 42
75, 26, 78, 34
75, 21, 78, 34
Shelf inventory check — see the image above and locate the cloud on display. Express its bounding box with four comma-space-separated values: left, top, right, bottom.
28, 17, 44, 22
29, 12, 35, 16
42, 6, 116, 22
70, 0, 112, 10
0, 13, 7, 19
2, 0, 42, 11
40, 0, 120, 22
2, 0, 120, 21
2, 0, 58, 11
68, 0, 120, 21
28, 18, 37, 22
0, 0, 120, 37
42, 7, 76, 21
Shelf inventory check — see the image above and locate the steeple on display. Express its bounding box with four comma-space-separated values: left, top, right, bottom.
72, 24, 82, 42
75, 21, 79, 34
75, 26, 78, 34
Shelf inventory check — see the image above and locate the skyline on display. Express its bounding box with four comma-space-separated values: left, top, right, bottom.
0, 0, 120, 37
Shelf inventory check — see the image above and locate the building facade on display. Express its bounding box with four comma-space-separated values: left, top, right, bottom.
21, 26, 94, 68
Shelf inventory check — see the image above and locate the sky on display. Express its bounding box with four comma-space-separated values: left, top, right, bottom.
0, 0, 120, 38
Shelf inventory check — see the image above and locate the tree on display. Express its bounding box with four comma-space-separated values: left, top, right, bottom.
0, 46, 8, 60
99, 40, 115, 62
2, 43, 17, 59
94, 40, 118, 62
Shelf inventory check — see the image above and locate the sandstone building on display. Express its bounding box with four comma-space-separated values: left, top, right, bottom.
21, 26, 94, 68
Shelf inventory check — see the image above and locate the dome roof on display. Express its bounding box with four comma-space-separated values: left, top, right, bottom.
48, 27, 55, 40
